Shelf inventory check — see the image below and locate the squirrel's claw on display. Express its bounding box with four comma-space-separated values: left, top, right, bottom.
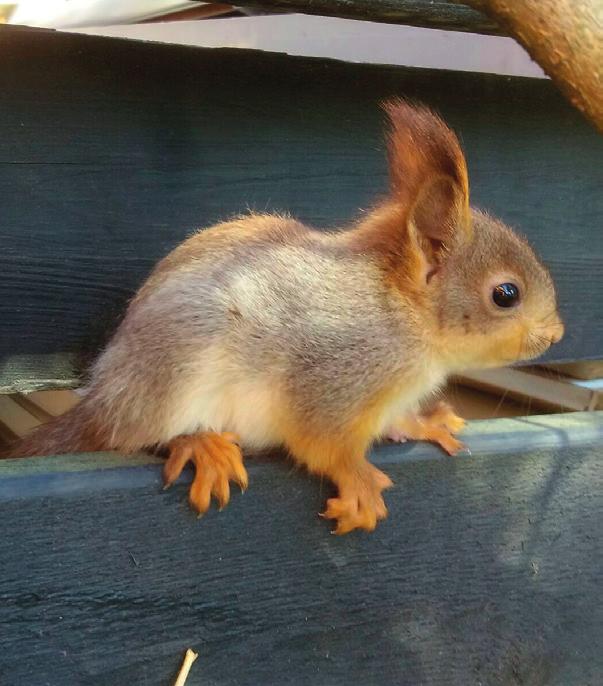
320, 464, 392, 534
163, 431, 247, 515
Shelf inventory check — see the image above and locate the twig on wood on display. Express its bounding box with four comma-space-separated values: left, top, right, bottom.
174, 649, 198, 686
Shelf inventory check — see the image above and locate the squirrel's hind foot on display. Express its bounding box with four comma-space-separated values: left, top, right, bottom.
163, 431, 247, 515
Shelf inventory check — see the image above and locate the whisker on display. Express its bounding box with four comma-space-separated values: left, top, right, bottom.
525, 394, 533, 417
518, 329, 526, 361
491, 385, 511, 419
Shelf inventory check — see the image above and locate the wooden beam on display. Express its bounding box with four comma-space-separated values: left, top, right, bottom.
0, 395, 41, 438
545, 360, 603, 381
141, 3, 237, 22
22, 389, 80, 416
8, 393, 55, 424
0, 419, 18, 447
0, 354, 80, 394
458, 367, 601, 412
0, 412, 601, 684
212, 0, 502, 34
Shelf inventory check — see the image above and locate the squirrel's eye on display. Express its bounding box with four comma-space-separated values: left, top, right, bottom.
492, 283, 520, 308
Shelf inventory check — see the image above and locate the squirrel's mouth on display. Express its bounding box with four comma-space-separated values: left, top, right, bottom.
523, 330, 562, 360
523, 317, 564, 359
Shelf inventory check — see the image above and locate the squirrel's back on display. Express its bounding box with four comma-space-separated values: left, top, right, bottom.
5, 213, 417, 458
114, 213, 417, 440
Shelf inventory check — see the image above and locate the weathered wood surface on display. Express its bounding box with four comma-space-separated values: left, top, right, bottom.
1, 413, 602, 685
0, 26, 602, 393
0, 354, 80, 395
223, 0, 501, 34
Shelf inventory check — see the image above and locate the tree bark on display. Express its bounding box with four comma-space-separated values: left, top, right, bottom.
454, 0, 603, 132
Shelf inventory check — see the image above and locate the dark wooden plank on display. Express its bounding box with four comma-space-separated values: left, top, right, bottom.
0, 413, 602, 685
0, 26, 602, 393
221, 0, 502, 34
0, 354, 79, 394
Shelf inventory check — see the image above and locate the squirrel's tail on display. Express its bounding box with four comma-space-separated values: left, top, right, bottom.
0, 401, 109, 459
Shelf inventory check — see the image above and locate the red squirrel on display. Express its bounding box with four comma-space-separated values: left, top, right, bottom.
3, 101, 564, 534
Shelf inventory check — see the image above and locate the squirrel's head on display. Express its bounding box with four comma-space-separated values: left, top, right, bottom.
372, 99, 563, 370
433, 208, 563, 369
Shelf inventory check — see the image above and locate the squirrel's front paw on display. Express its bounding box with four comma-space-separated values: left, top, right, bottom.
321, 464, 393, 535
385, 401, 466, 455
163, 431, 248, 515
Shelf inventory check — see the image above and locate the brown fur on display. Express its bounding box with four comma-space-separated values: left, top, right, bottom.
4, 402, 109, 458
3, 101, 564, 533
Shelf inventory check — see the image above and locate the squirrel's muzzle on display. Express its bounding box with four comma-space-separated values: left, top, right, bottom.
544, 315, 565, 346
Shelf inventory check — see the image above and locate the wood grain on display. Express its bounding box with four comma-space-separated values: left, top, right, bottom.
546, 360, 603, 381
458, 367, 600, 411
0, 26, 602, 393
0, 413, 601, 685
218, 0, 501, 34
0, 354, 80, 394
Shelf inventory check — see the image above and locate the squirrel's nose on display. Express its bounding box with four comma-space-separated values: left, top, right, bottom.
547, 317, 564, 345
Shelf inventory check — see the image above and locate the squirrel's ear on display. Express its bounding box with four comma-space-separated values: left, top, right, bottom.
383, 99, 471, 263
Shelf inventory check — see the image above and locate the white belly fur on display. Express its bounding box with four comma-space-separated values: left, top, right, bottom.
164, 347, 446, 448
376, 362, 447, 437
163, 346, 286, 449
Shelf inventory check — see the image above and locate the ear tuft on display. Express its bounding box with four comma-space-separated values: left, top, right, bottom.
382, 98, 471, 248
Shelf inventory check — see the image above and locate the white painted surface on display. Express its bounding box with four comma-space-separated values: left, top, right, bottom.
10, 0, 197, 26
68, 15, 545, 78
